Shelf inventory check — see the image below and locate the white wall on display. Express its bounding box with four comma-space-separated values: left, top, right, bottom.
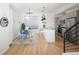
65, 9, 77, 18
0, 4, 13, 54
12, 11, 22, 39
24, 16, 39, 28
9, 7, 13, 43
46, 13, 55, 29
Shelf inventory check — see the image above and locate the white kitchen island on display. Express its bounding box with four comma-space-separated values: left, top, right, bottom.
43, 29, 55, 42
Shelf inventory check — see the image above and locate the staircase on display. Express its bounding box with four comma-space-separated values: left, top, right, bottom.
64, 21, 79, 53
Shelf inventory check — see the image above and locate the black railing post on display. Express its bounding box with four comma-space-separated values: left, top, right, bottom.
64, 33, 65, 53
75, 18, 77, 45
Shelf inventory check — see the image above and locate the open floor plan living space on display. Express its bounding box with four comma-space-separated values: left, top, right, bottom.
0, 3, 79, 55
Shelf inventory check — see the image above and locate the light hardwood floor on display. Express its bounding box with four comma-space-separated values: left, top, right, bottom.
4, 34, 63, 55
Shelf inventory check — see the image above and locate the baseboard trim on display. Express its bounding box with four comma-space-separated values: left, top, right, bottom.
63, 52, 79, 55
0, 46, 9, 55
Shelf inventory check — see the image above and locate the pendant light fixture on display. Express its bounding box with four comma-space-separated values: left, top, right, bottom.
41, 7, 46, 21
41, 6, 47, 28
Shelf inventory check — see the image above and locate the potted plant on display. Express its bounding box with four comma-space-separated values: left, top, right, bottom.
21, 23, 26, 30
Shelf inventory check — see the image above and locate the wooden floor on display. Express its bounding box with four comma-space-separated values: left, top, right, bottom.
4, 34, 63, 55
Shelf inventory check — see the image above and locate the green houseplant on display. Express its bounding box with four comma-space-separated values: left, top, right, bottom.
21, 23, 26, 30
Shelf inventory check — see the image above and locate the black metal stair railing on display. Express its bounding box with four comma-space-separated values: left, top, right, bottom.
64, 21, 79, 53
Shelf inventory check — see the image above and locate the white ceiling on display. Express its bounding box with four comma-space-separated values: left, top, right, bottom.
10, 3, 77, 14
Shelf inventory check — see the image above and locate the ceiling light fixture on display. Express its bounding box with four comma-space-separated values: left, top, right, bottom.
41, 7, 46, 21
25, 9, 32, 19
